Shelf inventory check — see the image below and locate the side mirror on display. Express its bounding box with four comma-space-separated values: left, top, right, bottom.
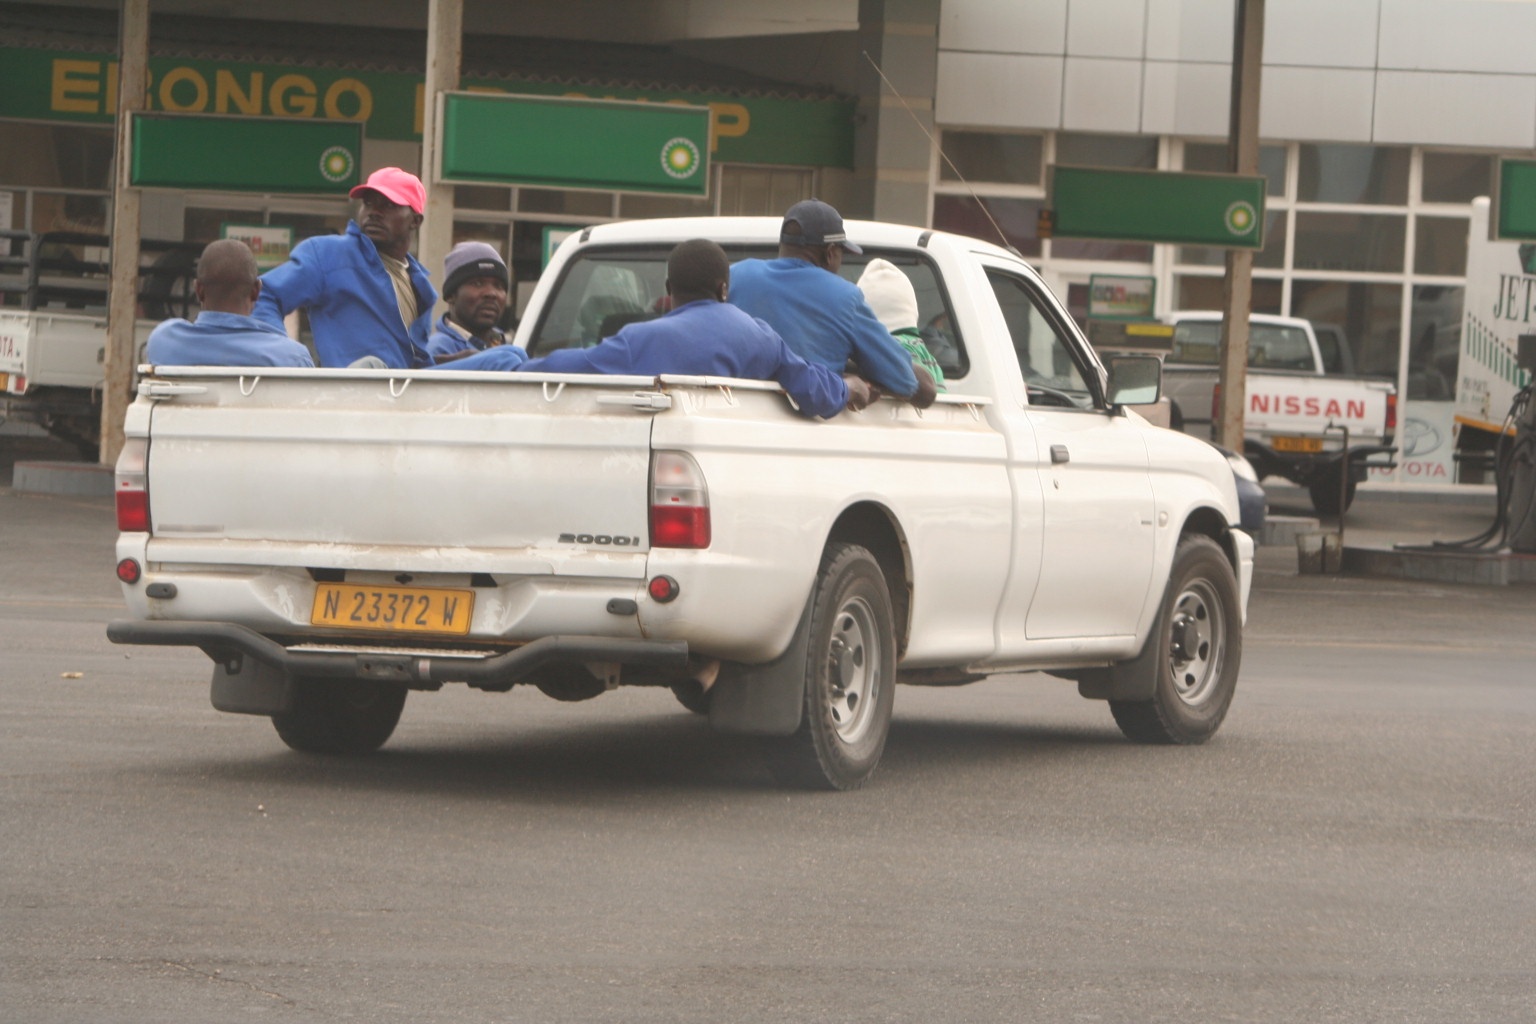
1105, 354, 1162, 406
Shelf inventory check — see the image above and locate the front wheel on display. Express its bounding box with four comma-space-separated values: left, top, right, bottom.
763, 542, 897, 790
1110, 535, 1242, 745
271, 677, 407, 754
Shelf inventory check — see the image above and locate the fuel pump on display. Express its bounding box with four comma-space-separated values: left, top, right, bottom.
1506, 335, 1536, 554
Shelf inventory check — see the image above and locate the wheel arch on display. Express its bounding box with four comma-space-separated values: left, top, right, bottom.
1178, 504, 1240, 570
827, 501, 912, 657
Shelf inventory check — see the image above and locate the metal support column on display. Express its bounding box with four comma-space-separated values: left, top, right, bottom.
853, 0, 939, 227
419, 0, 463, 284
1216, 0, 1264, 451
100, 0, 149, 466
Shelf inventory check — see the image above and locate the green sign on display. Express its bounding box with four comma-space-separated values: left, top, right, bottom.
0, 46, 853, 169
1088, 274, 1156, 320
1496, 159, 1536, 242
440, 93, 710, 195
1050, 166, 1266, 249
131, 113, 361, 192
542, 226, 580, 269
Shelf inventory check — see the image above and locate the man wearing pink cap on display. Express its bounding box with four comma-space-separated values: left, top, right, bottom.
254, 167, 437, 368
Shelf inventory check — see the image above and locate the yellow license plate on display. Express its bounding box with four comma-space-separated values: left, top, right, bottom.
1271, 435, 1324, 453
311, 582, 475, 635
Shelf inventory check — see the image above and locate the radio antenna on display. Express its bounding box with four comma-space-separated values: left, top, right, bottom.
861, 49, 1023, 258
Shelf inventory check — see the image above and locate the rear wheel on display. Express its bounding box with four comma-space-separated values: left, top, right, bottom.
1308, 465, 1357, 515
271, 677, 407, 754
1110, 535, 1241, 745
763, 543, 896, 791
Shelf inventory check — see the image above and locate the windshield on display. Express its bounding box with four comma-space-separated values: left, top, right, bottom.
526, 244, 969, 380
1171, 321, 1315, 371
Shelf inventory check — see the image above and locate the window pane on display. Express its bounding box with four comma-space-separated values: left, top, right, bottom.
939, 131, 1043, 184
1182, 142, 1287, 196
1291, 280, 1402, 378
32, 192, 108, 236
985, 269, 1095, 405
1173, 275, 1283, 314
1057, 132, 1157, 169
1407, 285, 1463, 400
1050, 236, 1153, 262
1297, 143, 1409, 204
1177, 210, 1284, 268
933, 194, 1041, 257
719, 167, 812, 215
517, 188, 612, 217
619, 191, 714, 219
456, 186, 512, 211
1294, 211, 1405, 272
1421, 152, 1495, 204
1414, 215, 1469, 275
0, 124, 114, 190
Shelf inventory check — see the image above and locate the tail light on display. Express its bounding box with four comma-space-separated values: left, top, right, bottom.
650, 451, 710, 549
1386, 392, 1397, 432
115, 437, 150, 532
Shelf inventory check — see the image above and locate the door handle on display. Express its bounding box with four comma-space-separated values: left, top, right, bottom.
1050, 444, 1070, 464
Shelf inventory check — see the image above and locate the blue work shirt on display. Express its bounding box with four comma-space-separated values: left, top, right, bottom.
254, 221, 435, 369
145, 310, 315, 367
425, 345, 528, 372
728, 257, 919, 397
518, 299, 848, 419
426, 314, 509, 359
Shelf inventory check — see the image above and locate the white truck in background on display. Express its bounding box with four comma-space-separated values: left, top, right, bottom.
0, 230, 196, 457
106, 216, 1254, 791
1099, 312, 1396, 515
1455, 197, 1535, 468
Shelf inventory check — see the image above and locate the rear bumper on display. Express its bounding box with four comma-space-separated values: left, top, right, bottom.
106, 619, 689, 688
1248, 442, 1397, 484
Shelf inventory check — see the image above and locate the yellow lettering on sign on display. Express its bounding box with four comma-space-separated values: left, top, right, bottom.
323, 78, 373, 121
215, 69, 263, 115
710, 102, 749, 153
105, 61, 119, 115
52, 59, 102, 114
158, 66, 208, 112
270, 74, 317, 117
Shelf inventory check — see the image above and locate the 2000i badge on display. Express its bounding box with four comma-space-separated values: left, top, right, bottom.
558, 533, 642, 546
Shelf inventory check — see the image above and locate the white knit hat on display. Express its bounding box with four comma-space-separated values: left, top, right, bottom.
857, 258, 918, 332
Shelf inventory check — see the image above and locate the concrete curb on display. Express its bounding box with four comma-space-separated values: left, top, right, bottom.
1339, 544, 1536, 586
12, 461, 113, 498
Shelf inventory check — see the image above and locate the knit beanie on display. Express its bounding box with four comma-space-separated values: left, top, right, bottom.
442, 241, 508, 297
857, 258, 919, 333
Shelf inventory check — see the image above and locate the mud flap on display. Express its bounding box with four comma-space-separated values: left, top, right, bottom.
707, 598, 812, 736
211, 656, 294, 716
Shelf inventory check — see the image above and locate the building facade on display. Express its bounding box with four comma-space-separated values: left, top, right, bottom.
3, 0, 1533, 484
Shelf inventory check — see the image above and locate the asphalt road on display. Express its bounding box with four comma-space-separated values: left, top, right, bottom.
2, 482, 1532, 1023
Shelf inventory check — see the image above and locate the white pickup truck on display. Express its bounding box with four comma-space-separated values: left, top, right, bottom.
1108, 312, 1396, 515
106, 217, 1254, 790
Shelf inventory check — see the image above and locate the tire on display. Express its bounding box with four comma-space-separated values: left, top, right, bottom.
271, 677, 407, 754
763, 543, 897, 791
1109, 535, 1242, 745
1308, 465, 1357, 515
670, 680, 712, 715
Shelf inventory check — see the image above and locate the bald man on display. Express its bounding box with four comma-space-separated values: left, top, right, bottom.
145, 239, 315, 368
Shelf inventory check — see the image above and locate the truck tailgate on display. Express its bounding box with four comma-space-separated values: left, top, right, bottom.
140, 369, 656, 578
1244, 375, 1394, 444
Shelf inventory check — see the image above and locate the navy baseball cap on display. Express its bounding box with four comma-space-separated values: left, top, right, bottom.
780, 199, 862, 253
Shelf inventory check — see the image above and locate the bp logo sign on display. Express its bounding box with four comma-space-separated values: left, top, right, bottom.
661, 137, 701, 180
1225, 200, 1258, 237
319, 145, 356, 184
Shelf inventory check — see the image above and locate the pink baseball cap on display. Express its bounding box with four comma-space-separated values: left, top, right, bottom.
349, 167, 425, 214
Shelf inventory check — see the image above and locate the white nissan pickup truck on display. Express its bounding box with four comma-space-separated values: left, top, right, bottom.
107, 217, 1254, 790
1103, 312, 1397, 514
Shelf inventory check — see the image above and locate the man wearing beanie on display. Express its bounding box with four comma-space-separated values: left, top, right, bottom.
856, 259, 944, 390
427, 241, 519, 362
254, 166, 436, 369
729, 199, 935, 408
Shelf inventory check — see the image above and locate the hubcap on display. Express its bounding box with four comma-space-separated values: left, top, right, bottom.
826, 595, 881, 744
1167, 580, 1224, 706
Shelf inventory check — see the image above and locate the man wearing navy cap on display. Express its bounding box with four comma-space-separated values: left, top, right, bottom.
728, 199, 935, 408
254, 166, 436, 368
